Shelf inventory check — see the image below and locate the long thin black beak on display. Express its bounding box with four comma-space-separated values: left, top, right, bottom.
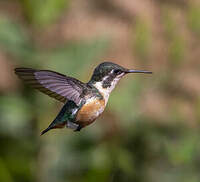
126, 69, 152, 74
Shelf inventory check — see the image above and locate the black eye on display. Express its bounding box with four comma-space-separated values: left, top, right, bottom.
114, 69, 122, 74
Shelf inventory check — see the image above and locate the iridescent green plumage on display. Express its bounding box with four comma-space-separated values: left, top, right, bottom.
41, 101, 79, 135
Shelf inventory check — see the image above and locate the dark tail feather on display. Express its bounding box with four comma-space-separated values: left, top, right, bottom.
40, 126, 52, 136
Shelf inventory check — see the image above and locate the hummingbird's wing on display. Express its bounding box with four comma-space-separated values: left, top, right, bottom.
15, 68, 85, 105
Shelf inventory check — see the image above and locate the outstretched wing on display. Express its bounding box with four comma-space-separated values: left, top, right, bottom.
15, 68, 84, 105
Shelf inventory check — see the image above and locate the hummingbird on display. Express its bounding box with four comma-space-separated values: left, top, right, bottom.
15, 62, 152, 135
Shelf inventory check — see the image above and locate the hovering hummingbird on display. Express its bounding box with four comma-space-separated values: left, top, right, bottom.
15, 62, 152, 135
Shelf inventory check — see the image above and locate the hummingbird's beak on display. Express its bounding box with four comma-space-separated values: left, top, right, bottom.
126, 69, 153, 74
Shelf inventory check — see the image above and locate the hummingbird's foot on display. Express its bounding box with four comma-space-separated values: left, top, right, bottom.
74, 124, 83, 132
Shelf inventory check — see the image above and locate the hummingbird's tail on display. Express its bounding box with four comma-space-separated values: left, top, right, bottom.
40, 120, 58, 135
40, 120, 66, 135
40, 126, 52, 135
40, 102, 77, 135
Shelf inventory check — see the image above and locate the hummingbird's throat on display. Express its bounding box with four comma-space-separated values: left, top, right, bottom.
93, 73, 124, 104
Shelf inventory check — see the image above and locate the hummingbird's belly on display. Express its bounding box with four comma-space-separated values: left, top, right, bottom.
76, 97, 105, 126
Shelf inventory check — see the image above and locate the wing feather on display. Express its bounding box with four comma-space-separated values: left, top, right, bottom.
15, 68, 85, 105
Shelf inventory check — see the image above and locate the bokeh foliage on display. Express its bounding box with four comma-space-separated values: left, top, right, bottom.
0, 0, 200, 182
20, 0, 70, 25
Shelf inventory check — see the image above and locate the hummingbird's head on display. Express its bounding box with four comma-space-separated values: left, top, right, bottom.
89, 62, 152, 101
90, 61, 152, 87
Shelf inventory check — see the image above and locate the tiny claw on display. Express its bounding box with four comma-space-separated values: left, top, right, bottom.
74, 125, 83, 132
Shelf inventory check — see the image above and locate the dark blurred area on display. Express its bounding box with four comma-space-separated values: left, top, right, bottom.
0, 0, 200, 182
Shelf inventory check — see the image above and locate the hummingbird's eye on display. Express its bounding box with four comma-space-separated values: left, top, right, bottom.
114, 69, 122, 74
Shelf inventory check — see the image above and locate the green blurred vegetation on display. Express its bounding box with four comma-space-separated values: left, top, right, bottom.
187, 3, 200, 37
133, 19, 152, 62
20, 0, 70, 26
162, 8, 186, 66
0, 0, 200, 182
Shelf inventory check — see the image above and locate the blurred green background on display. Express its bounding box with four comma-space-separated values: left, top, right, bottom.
0, 0, 200, 182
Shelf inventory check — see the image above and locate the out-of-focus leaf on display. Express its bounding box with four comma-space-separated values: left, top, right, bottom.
0, 18, 109, 72
133, 19, 152, 61
91, 144, 112, 169
0, 95, 32, 137
187, 4, 200, 37
42, 39, 109, 77
162, 9, 186, 65
0, 158, 13, 182
168, 36, 185, 65
162, 7, 177, 39
166, 133, 199, 165
83, 167, 111, 182
109, 78, 143, 122
0, 17, 36, 61
20, 0, 70, 25
117, 148, 135, 175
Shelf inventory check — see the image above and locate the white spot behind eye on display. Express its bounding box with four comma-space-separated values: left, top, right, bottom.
102, 75, 109, 81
